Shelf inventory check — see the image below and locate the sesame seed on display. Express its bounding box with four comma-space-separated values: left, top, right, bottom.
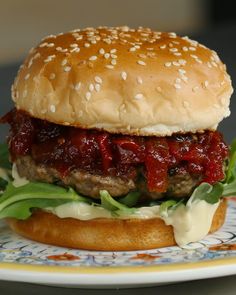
178, 69, 186, 74
95, 83, 101, 92
169, 48, 178, 52
182, 46, 188, 51
106, 65, 114, 69
61, 59, 67, 66
207, 62, 212, 68
44, 55, 55, 63
99, 48, 105, 55
75, 82, 81, 91
104, 53, 110, 59
64, 66, 71, 72
47, 43, 55, 47
137, 60, 146, 66
190, 54, 198, 59
204, 80, 209, 88
50, 105, 56, 113
95, 76, 103, 84
189, 46, 196, 51
165, 62, 172, 67
84, 43, 90, 48
174, 84, 181, 89
111, 54, 117, 59
134, 93, 143, 100
89, 56, 97, 61
160, 45, 166, 49
137, 76, 143, 84
172, 61, 180, 66
110, 49, 117, 53
111, 59, 117, 65
70, 47, 80, 53
178, 59, 187, 65
211, 61, 218, 67
196, 59, 203, 64
56, 47, 63, 51
169, 32, 177, 38
121, 71, 127, 80
176, 78, 181, 83
49, 73, 56, 80
85, 92, 91, 100
39, 42, 49, 48
176, 49, 183, 55
89, 84, 94, 92
129, 47, 136, 52
138, 54, 147, 59
24, 73, 30, 80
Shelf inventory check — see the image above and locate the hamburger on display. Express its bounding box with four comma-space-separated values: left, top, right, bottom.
0, 26, 235, 251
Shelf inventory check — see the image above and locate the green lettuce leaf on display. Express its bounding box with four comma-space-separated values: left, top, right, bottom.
0, 181, 89, 213
0, 199, 73, 220
188, 182, 224, 205
100, 190, 136, 215
118, 191, 141, 207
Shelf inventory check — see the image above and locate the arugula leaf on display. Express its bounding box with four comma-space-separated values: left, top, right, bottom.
225, 139, 236, 184
100, 190, 136, 214
0, 199, 73, 220
188, 182, 224, 205
118, 191, 141, 207
0, 143, 11, 170
0, 181, 89, 212
159, 200, 177, 216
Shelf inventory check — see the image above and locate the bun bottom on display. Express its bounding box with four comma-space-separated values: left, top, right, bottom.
6, 199, 227, 251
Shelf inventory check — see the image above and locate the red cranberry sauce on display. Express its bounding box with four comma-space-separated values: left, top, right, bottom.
1, 109, 229, 193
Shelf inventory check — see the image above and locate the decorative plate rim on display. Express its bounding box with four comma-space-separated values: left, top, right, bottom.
1, 255, 236, 274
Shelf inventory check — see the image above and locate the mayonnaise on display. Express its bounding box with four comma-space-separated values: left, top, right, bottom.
12, 163, 29, 187
46, 199, 220, 247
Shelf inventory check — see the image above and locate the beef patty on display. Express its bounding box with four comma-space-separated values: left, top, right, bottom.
15, 156, 200, 200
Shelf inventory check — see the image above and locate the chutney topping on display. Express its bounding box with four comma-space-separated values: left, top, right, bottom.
1, 109, 229, 193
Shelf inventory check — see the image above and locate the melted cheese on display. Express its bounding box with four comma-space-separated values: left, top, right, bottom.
46, 200, 220, 247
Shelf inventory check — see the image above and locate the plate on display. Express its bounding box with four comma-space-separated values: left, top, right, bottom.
0, 199, 236, 289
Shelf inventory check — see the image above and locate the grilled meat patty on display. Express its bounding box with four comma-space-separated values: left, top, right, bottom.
15, 156, 200, 200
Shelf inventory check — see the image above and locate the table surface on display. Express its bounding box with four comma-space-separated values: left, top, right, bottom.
0, 22, 236, 293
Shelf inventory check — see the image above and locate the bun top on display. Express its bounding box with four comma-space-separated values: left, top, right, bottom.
12, 26, 233, 136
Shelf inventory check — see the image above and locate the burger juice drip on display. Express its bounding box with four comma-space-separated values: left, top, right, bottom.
2, 109, 229, 193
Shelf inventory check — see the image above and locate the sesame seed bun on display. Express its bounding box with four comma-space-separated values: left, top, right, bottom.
6, 199, 227, 251
12, 26, 233, 136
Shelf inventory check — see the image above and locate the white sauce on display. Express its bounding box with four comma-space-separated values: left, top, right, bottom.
12, 163, 29, 187
46, 199, 220, 247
